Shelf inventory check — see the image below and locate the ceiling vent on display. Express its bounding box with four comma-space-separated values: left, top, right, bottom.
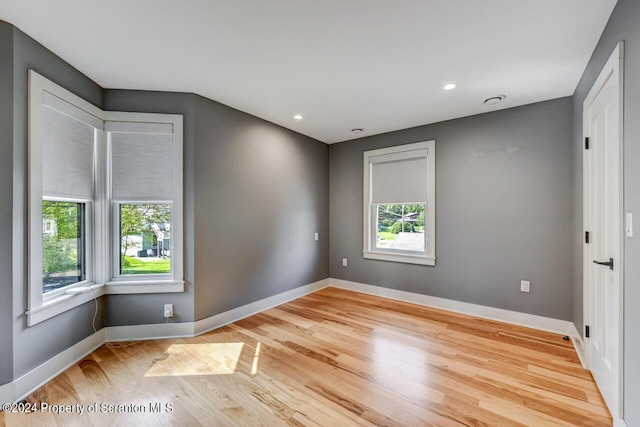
484, 95, 506, 105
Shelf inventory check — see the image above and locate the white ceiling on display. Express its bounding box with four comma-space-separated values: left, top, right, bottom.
0, 1, 618, 144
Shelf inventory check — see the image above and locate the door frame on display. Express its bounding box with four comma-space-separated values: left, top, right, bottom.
582, 41, 624, 420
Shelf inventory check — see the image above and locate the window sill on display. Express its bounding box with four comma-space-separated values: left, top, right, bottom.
363, 251, 436, 266
26, 284, 106, 327
26, 280, 185, 326
105, 280, 185, 294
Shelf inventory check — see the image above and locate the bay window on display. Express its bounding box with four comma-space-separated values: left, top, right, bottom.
27, 71, 183, 325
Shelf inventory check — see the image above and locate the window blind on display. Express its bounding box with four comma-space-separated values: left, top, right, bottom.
370, 151, 428, 204
44, 91, 103, 129
42, 99, 98, 199
107, 121, 174, 201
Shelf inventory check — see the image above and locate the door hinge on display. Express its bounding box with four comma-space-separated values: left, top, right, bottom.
586, 325, 590, 338
585, 137, 590, 149
585, 231, 590, 244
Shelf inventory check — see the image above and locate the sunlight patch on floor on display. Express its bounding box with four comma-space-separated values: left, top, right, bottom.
145, 343, 244, 377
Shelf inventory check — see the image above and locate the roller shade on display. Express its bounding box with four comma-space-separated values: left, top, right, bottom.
44, 91, 103, 129
107, 121, 174, 200
42, 99, 98, 199
370, 150, 428, 204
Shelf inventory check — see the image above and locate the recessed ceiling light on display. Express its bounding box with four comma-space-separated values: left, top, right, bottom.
443, 83, 457, 91
351, 128, 364, 133
293, 114, 303, 120
484, 95, 506, 105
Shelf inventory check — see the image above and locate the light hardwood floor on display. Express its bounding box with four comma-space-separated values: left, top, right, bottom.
2, 287, 611, 426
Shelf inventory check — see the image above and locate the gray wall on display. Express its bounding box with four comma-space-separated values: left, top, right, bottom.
10, 25, 106, 380
102, 90, 330, 325
571, 0, 640, 423
191, 94, 329, 320
103, 90, 196, 325
0, 21, 15, 385
330, 98, 574, 321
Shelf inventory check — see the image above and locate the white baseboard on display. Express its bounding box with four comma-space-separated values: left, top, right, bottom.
614, 418, 628, 427
568, 318, 628, 427
0, 278, 330, 403
330, 278, 575, 336
105, 278, 330, 341
0, 329, 106, 404
569, 323, 587, 369
194, 278, 330, 335
106, 321, 196, 342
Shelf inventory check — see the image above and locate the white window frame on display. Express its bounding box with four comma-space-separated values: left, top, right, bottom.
40, 198, 95, 297
363, 140, 436, 266
27, 71, 184, 326
105, 112, 184, 293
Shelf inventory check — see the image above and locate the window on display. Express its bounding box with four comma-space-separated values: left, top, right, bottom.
27, 71, 183, 326
106, 119, 183, 285
363, 140, 436, 265
43, 201, 86, 293
118, 204, 171, 275
28, 82, 101, 315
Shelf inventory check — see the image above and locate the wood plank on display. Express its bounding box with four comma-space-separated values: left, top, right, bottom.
4, 288, 611, 426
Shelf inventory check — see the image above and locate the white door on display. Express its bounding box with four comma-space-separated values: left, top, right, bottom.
583, 42, 623, 418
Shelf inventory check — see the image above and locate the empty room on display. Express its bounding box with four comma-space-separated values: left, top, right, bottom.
0, 0, 638, 426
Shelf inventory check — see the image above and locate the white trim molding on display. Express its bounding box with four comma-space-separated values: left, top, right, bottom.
105, 322, 195, 342
330, 278, 574, 335
104, 281, 185, 295
582, 41, 625, 422
363, 140, 436, 266
25, 281, 187, 327
25, 284, 106, 327
0, 330, 106, 404
614, 419, 629, 427
362, 251, 436, 266
570, 323, 587, 369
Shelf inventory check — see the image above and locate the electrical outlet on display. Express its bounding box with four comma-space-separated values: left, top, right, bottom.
342, 258, 348, 267
520, 280, 530, 293
314, 232, 319, 241
164, 304, 174, 318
